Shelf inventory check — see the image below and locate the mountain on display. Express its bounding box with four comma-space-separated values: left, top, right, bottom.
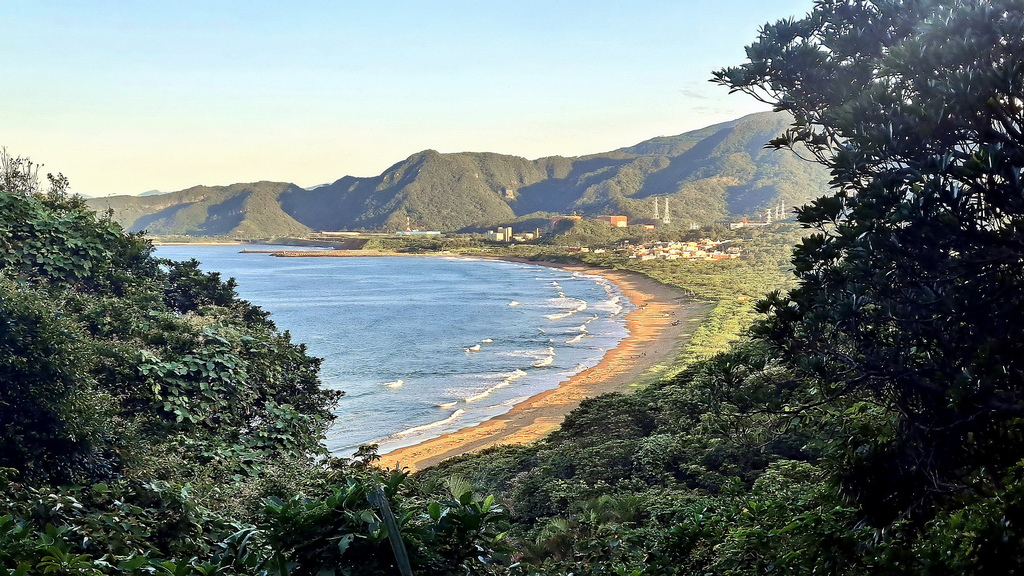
89, 181, 311, 237
87, 112, 830, 236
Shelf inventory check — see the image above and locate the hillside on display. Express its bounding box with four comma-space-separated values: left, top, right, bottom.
88, 180, 312, 237
88, 112, 830, 235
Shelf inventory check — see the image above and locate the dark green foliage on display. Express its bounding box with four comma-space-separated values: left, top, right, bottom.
265, 471, 510, 576
262, 472, 416, 575
419, 329, 1024, 574
0, 468, 512, 576
0, 281, 116, 483
359, 234, 485, 253
0, 153, 339, 488
716, 0, 1024, 525
412, 1, 1024, 565
0, 473, 240, 568
417, 341, 821, 570
88, 113, 830, 235
1, 153, 522, 575
161, 258, 274, 329
0, 166, 159, 295
14, 0, 1024, 565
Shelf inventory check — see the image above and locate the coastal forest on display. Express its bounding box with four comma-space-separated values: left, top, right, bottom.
4, 0, 1024, 574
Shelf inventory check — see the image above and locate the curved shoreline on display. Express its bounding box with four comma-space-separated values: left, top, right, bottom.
375, 260, 708, 472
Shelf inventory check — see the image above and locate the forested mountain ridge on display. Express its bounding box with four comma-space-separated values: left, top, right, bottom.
88, 180, 312, 237
87, 111, 830, 235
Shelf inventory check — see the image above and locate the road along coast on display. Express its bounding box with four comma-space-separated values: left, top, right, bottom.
375, 260, 708, 472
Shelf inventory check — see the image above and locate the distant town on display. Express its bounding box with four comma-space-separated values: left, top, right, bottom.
294, 204, 796, 261
560, 239, 741, 261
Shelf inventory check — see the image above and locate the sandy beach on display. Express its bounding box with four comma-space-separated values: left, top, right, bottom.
375, 261, 708, 472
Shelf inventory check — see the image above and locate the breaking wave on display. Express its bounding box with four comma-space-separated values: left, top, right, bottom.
395, 409, 466, 436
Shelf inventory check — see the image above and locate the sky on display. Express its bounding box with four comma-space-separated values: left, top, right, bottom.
4, 1, 814, 196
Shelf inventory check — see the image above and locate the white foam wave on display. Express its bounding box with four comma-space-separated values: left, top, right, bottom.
546, 299, 589, 320
532, 346, 556, 367
464, 390, 493, 402
482, 338, 493, 343
593, 294, 625, 316
465, 344, 481, 352
395, 409, 466, 435
382, 379, 404, 388
437, 401, 459, 408
566, 332, 590, 344
500, 350, 533, 358
464, 369, 528, 402
508, 301, 521, 306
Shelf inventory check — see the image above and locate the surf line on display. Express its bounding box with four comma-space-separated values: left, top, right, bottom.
395, 409, 467, 436
462, 369, 529, 403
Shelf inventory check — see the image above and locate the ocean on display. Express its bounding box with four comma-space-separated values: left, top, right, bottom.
154, 246, 632, 455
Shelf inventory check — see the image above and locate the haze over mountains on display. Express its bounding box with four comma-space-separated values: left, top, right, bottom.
87, 112, 830, 236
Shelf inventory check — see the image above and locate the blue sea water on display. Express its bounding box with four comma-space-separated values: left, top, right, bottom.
155, 246, 632, 455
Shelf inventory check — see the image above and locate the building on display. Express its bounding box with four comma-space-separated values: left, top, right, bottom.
729, 217, 770, 230
511, 229, 543, 242
626, 239, 741, 261
486, 227, 513, 242
596, 215, 628, 227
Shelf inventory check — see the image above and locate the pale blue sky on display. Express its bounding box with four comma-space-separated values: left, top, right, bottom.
4, 1, 813, 196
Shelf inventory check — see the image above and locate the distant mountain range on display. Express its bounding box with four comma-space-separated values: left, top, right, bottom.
87, 112, 830, 236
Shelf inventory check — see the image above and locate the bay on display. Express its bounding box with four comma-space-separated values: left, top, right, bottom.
155, 246, 632, 455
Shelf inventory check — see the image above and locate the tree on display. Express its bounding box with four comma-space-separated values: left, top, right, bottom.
0, 152, 340, 485
714, 0, 1024, 524
0, 279, 119, 482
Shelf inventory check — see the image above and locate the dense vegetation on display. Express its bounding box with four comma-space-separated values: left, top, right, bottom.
8, 0, 1024, 573
415, 1, 1024, 573
87, 112, 830, 235
0, 155, 511, 575
719, 0, 1024, 534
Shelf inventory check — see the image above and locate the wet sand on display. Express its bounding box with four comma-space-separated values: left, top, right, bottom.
375, 260, 708, 472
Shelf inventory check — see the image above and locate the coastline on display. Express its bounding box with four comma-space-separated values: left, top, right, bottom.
375, 259, 708, 472
150, 241, 245, 246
